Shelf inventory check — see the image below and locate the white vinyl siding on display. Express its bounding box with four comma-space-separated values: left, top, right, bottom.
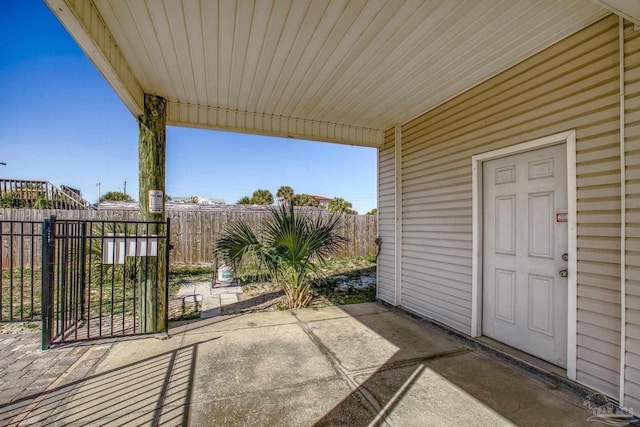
377, 128, 396, 304
381, 16, 622, 396
624, 20, 640, 409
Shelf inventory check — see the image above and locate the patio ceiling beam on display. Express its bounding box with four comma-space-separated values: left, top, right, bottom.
45, 0, 144, 117
167, 102, 385, 148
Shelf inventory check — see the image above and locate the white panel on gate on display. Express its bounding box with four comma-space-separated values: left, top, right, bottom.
103, 235, 158, 264
102, 237, 126, 265
127, 237, 158, 257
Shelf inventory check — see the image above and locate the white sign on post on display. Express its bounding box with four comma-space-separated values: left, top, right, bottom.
148, 190, 163, 214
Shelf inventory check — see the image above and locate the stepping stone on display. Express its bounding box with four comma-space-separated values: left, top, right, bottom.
174, 280, 243, 317
211, 285, 243, 295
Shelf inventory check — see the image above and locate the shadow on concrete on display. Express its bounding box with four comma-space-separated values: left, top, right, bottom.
0, 337, 218, 426
311, 304, 591, 426
168, 313, 245, 335
0, 303, 598, 426
220, 290, 285, 314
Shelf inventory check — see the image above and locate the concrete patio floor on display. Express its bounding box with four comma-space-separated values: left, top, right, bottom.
2, 303, 604, 426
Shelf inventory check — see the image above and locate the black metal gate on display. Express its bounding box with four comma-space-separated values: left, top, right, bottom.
41, 217, 170, 349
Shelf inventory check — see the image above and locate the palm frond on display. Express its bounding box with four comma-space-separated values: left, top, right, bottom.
216, 203, 346, 308
216, 220, 260, 263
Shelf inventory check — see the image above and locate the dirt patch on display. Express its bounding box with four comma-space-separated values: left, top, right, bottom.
0, 321, 40, 334
222, 268, 377, 315
222, 284, 286, 314
168, 296, 202, 321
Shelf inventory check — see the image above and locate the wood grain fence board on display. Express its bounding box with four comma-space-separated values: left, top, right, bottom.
0, 208, 377, 266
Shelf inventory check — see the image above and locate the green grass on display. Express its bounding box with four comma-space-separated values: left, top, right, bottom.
312, 259, 377, 306
168, 256, 377, 312
0, 255, 377, 323
1, 268, 41, 320
168, 263, 212, 296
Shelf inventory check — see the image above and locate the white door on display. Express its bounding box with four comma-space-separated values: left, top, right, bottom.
482, 144, 568, 368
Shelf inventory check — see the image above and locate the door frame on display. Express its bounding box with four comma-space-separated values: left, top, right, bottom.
470, 130, 577, 379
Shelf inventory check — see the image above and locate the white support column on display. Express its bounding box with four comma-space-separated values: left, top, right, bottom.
395, 124, 403, 306
618, 16, 627, 406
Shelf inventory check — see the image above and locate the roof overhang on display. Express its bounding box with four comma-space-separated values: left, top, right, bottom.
44, 0, 613, 148
591, 0, 640, 28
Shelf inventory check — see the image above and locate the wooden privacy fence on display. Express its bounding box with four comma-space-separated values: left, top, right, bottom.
0, 208, 377, 267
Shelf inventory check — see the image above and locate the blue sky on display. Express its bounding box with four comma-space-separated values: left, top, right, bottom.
0, 1, 377, 213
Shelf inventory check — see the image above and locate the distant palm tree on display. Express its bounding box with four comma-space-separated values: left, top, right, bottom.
276, 185, 294, 205
292, 193, 315, 207
216, 204, 345, 308
237, 196, 253, 204
100, 191, 134, 202
251, 189, 274, 205
328, 197, 356, 214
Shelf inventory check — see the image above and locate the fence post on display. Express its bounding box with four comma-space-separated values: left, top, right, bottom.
41, 215, 56, 350
165, 218, 171, 334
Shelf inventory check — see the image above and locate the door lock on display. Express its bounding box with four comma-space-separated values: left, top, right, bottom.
559, 269, 568, 278
561, 253, 568, 261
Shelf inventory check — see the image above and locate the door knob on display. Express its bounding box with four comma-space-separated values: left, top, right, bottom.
562, 253, 568, 261
559, 269, 568, 278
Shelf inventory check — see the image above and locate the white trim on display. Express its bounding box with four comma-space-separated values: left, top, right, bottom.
618, 16, 627, 405
44, 0, 144, 117
167, 102, 384, 148
471, 130, 578, 379
567, 131, 578, 381
590, 1, 640, 28
395, 124, 403, 306
376, 147, 381, 301
471, 159, 482, 337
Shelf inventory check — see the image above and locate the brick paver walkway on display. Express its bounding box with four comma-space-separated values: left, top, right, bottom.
0, 327, 111, 426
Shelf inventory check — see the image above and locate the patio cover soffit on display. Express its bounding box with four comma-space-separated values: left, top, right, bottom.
45, 0, 611, 148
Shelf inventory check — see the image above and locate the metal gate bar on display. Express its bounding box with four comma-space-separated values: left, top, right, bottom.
41, 217, 170, 349
0, 220, 42, 322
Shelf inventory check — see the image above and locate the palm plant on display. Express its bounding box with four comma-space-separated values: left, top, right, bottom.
100, 191, 134, 202
276, 185, 294, 205
216, 204, 345, 308
291, 193, 316, 207
251, 189, 274, 205
328, 197, 357, 214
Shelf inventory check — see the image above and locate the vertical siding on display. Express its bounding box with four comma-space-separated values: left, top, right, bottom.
625, 20, 640, 409
377, 128, 396, 304
393, 16, 621, 396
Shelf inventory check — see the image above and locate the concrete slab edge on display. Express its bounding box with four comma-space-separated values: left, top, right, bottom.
376, 300, 609, 408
